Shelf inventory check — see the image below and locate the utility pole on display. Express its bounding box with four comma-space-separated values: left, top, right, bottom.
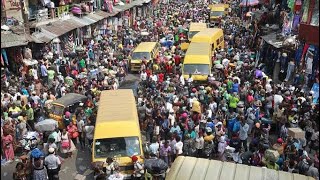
1, 2, 7, 25
19, 0, 30, 34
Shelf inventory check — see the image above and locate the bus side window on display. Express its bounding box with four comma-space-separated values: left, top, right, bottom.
216, 39, 220, 49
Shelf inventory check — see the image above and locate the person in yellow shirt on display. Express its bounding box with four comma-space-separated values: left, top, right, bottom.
204, 127, 214, 142
8, 104, 22, 117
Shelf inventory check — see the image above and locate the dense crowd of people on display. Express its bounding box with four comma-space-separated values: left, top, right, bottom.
1, 0, 319, 180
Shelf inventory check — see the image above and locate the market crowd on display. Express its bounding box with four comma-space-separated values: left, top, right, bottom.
1, 0, 319, 179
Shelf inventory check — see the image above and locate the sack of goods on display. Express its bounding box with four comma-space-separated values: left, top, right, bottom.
265, 149, 280, 162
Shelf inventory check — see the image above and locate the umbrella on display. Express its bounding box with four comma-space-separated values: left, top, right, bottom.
240, 0, 259, 7
214, 64, 224, 69
35, 119, 58, 132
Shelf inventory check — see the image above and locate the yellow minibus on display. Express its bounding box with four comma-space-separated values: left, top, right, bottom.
130, 42, 160, 72
92, 89, 143, 178
182, 42, 212, 82
188, 22, 207, 41
191, 28, 225, 51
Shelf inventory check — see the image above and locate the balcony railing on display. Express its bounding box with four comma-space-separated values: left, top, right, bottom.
28, 5, 73, 22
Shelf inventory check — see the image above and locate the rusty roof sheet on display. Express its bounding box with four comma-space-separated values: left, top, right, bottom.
1, 31, 28, 48
86, 12, 104, 21
38, 18, 85, 37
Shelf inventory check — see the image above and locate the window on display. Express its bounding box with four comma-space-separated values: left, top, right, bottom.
94, 137, 141, 158
132, 52, 151, 60
183, 64, 210, 75
51, 105, 64, 116
311, 0, 319, 26
302, 0, 310, 23
210, 11, 224, 17
188, 31, 200, 39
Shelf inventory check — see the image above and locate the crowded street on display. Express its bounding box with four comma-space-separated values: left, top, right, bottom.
1, 0, 319, 179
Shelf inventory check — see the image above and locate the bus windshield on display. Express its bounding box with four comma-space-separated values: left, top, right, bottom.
94, 137, 141, 158
183, 64, 210, 75
132, 52, 151, 60
210, 11, 224, 17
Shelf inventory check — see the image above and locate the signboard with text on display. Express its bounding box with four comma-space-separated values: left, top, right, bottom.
4, 0, 24, 22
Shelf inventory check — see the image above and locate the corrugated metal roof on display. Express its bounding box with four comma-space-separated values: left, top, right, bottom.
70, 16, 96, 26
167, 156, 315, 180
38, 18, 85, 37
31, 31, 56, 43
1, 31, 28, 48
86, 12, 104, 21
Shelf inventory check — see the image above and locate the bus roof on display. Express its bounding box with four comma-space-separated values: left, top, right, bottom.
211, 5, 225, 11
167, 156, 315, 180
133, 42, 157, 52
189, 22, 207, 32
94, 90, 140, 139
192, 28, 223, 43
184, 42, 211, 64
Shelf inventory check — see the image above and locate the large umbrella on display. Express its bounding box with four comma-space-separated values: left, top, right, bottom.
240, 0, 259, 6
35, 119, 58, 132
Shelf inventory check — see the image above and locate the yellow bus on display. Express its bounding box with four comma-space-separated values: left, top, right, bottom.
130, 42, 160, 72
182, 42, 212, 82
210, 5, 225, 27
191, 28, 225, 51
92, 89, 143, 178
188, 22, 207, 41
167, 156, 315, 180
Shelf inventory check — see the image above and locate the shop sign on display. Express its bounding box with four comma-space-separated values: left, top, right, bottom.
4, 0, 24, 22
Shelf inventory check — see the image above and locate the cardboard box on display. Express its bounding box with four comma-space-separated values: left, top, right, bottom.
288, 128, 305, 139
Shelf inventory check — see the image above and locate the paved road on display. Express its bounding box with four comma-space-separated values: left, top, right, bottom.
1, 74, 140, 180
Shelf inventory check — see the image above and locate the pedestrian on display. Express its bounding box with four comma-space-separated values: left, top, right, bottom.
67, 122, 79, 146
60, 128, 76, 158
2, 130, 15, 162
76, 115, 86, 150
239, 116, 249, 152
84, 118, 95, 148
160, 140, 171, 165
13, 162, 27, 180
131, 155, 144, 180
32, 157, 48, 180
45, 148, 61, 180
195, 131, 204, 158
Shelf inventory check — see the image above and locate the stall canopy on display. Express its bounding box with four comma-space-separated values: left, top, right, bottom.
261, 32, 284, 49
1, 31, 28, 48
167, 156, 315, 180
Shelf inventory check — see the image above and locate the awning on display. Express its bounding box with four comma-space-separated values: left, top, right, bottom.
261, 32, 284, 49
31, 31, 57, 43
38, 18, 85, 38
86, 12, 105, 21
1, 32, 29, 48
113, 0, 144, 12
95, 10, 118, 18
71, 16, 97, 26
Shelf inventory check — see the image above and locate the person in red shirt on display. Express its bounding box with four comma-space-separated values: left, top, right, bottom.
166, 63, 173, 74
158, 72, 164, 83
174, 54, 181, 66
146, 68, 152, 78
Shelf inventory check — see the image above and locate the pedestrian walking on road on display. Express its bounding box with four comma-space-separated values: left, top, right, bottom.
45, 148, 61, 180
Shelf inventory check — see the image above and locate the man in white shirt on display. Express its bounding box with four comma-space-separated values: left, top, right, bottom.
149, 137, 160, 157
179, 74, 185, 86
174, 136, 183, 157
152, 73, 158, 82
140, 70, 147, 81
45, 148, 61, 180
